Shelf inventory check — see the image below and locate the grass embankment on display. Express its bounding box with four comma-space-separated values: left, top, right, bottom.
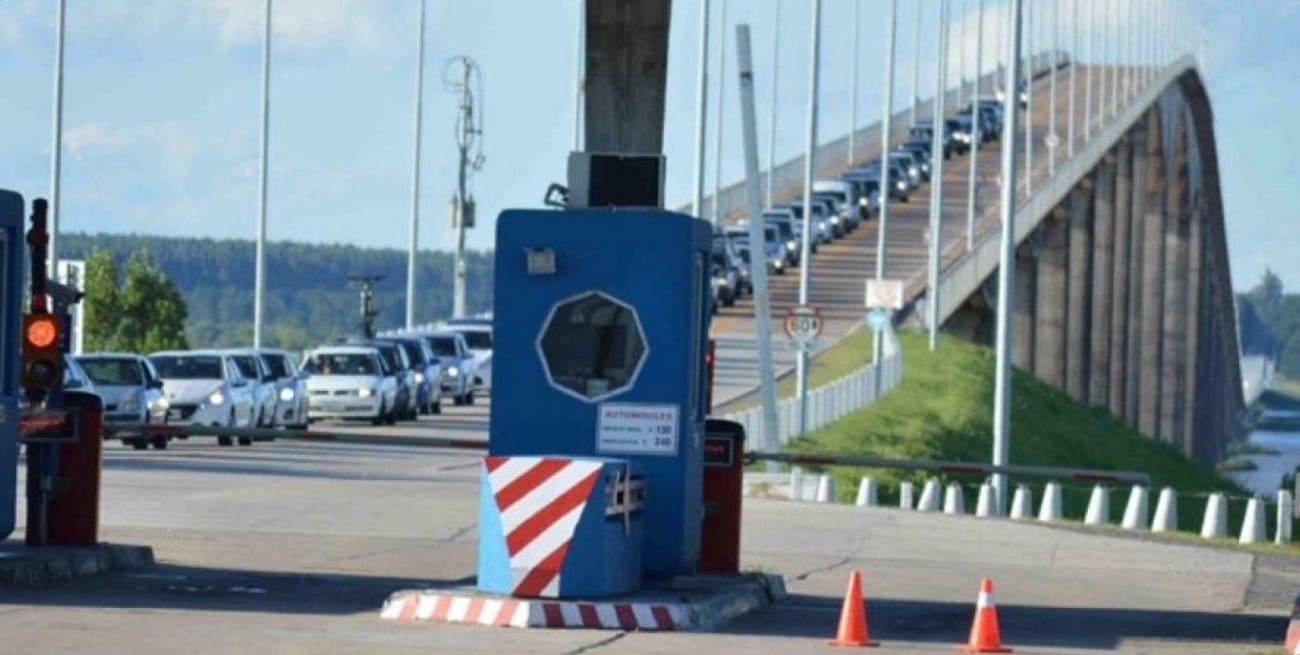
782, 330, 1297, 541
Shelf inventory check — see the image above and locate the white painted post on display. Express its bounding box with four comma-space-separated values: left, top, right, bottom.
899, 481, 916, 510
917, 479, 942, 512
1010, 484, 1034, 520
1121, 485, 1149, 530
815, 474, 836, 503
975, 483, 995, 517
1276, 490, 1293, 545
1240, 497, 1267, 545
1084, 484, 1110, 525
790, 467, 804, 501
1199, 493, 1228, 539
1038, 482, 1063, 521
1151, 487, 1178, 533
944, 482, 966, 515
855, 476, 878, 506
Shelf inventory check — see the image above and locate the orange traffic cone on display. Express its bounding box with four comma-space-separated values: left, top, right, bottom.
826, 570, 880, 648
957, 578, 1012, 653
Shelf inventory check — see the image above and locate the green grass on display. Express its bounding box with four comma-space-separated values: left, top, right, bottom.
780, 330, 1299, 541
1225, 441, 1280, 457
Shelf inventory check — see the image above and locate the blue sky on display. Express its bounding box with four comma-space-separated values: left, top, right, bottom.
0, 0, 1295, 292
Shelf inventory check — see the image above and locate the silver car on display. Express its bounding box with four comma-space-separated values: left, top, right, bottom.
301, 346, 399, 425
225, 349, 279, 428
76, 353, 169, 450
421, 331, 476, 406
256, 349, 309, 429
149, 350, 257, 447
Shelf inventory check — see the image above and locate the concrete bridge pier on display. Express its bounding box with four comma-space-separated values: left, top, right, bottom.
1088, 155, 1117, 408
1013, 243, 1038, 372
1066, 187, 1094, 401
1034, 209, 1070, 388
1123, 120, 1150, 427
1137, 108, 1167, 441
1160, 108, 1191, 450
1107, 136, 1133, 419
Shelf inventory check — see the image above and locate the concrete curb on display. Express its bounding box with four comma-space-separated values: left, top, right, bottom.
0, 542, 155, 586
380, 573, 786, 631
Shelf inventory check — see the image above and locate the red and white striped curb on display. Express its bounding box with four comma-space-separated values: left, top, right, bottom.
380, 591, 687, 630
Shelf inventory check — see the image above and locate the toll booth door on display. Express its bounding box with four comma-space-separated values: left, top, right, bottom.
0, 191, 25, 539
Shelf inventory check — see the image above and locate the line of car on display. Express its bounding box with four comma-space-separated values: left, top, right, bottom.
63, 319, 494, 449
707, 94, 1013, 305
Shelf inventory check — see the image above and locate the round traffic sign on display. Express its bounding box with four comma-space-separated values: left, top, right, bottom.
783, 305, 824, 342
1045, 132, 1061, 149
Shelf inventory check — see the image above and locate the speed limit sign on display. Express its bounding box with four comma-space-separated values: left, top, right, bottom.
783, 305, 823, 350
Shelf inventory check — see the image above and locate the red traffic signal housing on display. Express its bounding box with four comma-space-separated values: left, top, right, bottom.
22, 314, 62, 392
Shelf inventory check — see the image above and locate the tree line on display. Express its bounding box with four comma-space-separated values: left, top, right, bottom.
62, 233, 494, 353
1238, 269, 1300, 379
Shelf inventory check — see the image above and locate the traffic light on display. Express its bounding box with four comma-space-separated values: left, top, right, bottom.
22, 313, 62, 392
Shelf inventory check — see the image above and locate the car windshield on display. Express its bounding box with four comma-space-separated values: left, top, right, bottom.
231, 356, 262, 381
151, 355, 224, 380
375, 346, 402, 371
78, 358, 143, 386
261, 353, 295, 379
764, 219, 793, 240
396, 342, 425, 366
428, 336, 459, 358
302, 353, 376, 376
459, 331, 491, 350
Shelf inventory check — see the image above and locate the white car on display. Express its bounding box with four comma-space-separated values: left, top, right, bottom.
442, 319, 492, 394
300, 346, 398, 426
257, 349, 309, 429
225, 349, 279, 428
149, 350, 257, 447
76, 353, 170, 450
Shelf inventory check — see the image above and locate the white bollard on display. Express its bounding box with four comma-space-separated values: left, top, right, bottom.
815, 474, 836, 503
917, 479, 942, 512
1276, 490, 1294, 545
1151, 487, 1178, 533
1200, 493, 1228, 539
975, 483, 995, 518
1121, 485, 1150, 530
943, 483, 966, 515
1240, 497, 1267, 545
789, 467, 805, 502
1084, 485, 1110, 526
1038, 482, 1063, 522
855, 476, 878, 507
899, 481, 916, 510
1010, 485, 1034, 520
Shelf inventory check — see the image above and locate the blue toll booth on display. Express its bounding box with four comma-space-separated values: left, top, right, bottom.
489, 208, 713, 579
0, 191, 24, 540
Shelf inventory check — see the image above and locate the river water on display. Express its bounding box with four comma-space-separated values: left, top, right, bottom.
1228, 427, 1300, 496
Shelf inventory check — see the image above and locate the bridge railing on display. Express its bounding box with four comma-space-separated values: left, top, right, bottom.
723, 327, 903, 445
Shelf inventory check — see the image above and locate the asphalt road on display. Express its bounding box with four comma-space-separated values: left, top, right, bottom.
0, 405, 1291, 654
710, 64, 1117, 409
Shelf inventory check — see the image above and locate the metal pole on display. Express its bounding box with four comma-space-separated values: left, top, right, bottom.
910, 0, 923, 127
711, 0, 729, 223
253, 0, 272, 348
571, 0, 584, 151
796, 0, 823, 438
1099, 0, 1108, 128
927, 0, 951, 351
993, 0, 1025, 518
964, 0, 983, 249
873, 0, 898, 369
451, 60, 472, 319
957, 0, 967, 112
736, 24, 781, 462
692, 0, 711, 218
849, 0, 860, 166
1047, 0, 1057, 176
405, 0, 427, 330
1067, 0, 1075, 158
766, 0, 781, 208
1109, 0, 1118, 118
1022, 0, 1032, 195
48, 0, 67, 274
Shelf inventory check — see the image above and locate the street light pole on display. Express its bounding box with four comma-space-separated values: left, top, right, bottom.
711, 0, 729, 223
926, 0, 951, 352
47, 0, 67, 273
1047, 0, 1057, 176
571, 0, 583, 152
1067, 0, 1075, 158
910, 0, 923, 127
766, 0, 781, 208
253, 0, 272, 348
992, 0, 1026, 517
1022, 0, 1032, 195
957, 0, 967, 112
873, 0, 898, 370
405, 0, 428, 330
849, 0, 860, 166
964, 0, 983, 249
796, 0, 823, 438
692, 0, 711, 218
1084, 0, 1092, 142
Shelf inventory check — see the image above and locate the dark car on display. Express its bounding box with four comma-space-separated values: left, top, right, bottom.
909, 119, 955, 159
947, 115, 974, 154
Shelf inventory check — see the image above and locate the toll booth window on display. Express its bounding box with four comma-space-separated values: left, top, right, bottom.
538, 292, 647, 402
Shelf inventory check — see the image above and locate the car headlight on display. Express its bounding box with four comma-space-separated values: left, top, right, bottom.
414, 372, 425, 384
896, 181, 907, 190
358, 387, 375, 398
858, 197, 868, 207
119, 393, 139, 411
279, 387, 295, 402
445, 366, 460, 378
208, 389, 225, 405
909, 166, 919, 176
830, 216, 840, 225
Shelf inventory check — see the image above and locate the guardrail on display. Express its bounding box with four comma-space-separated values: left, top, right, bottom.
723, 328, 903, 445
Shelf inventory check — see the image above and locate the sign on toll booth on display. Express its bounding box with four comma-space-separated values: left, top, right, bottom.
783, 304, 823, 351
0, 191, 24, 540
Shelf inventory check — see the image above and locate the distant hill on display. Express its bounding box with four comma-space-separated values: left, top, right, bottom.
60, 233, 494, 351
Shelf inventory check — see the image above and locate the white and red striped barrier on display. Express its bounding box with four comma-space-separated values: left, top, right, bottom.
380, 591, 686, 630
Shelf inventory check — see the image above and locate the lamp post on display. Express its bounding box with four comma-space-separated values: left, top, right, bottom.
405, 0, 428, 330
926, 0, 951, 351
692, 0, 711, 219
253, 0, 272, 347
873, 0, 898, 375
795, 0, 824, 437
964, 0, 984, 249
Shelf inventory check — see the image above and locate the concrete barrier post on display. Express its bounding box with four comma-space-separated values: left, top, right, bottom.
1010, 485, 1034, 520
975, 483, 995, 518
917, 479, 942, 513
1276, 490, 1294, 545
855, 476, 878, 507
899, 481, 916, 510
790, 467, 804, 502
1038, 482, 1064, 522
1121, 485, 1149, 530
943, 483, 966, 515
1084, 485, 1110, 525
1199, 493, 1228, 539
815, 474, 836, 503
1151, 487, 1178, 533
1240, 497, 1267, 544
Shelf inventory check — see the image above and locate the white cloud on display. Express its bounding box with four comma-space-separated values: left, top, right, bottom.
0, 0, 43, 49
